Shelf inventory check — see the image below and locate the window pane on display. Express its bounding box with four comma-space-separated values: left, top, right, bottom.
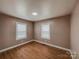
16, 23, 26, 31
41, 24, 50, 31
16, 22, 27, 40
41, 24, 50, 39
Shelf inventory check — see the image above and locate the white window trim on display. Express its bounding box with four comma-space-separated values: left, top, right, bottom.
16, 22, 27, 40
40, 23, 50, 40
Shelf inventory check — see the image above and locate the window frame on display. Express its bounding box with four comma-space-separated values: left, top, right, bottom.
40, 23, 50, 40
16, 22, 27, 40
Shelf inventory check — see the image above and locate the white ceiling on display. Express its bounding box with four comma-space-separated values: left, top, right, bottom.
0, 0, 77, 21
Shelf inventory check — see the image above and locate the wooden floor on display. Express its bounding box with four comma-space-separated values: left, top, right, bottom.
0, 42, 72, 59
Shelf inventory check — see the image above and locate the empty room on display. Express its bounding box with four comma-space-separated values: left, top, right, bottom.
0, 0, 79, 59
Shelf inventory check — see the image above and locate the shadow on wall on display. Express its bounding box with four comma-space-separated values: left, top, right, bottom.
34, 15, 70, 49
0, 13, 34, 50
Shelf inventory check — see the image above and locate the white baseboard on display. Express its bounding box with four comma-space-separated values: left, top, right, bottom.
0, 40, 71, 53
33, 40, 71, 51
0, 40, 73, 59
0, 40, 33, 53
33, 40, 73, 58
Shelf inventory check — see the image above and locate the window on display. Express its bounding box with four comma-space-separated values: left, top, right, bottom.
16, 22, 27, 40
41, 23, 50, 39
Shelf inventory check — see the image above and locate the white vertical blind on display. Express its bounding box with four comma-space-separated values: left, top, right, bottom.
16, 22, 27, 40
41, 23, 50, 39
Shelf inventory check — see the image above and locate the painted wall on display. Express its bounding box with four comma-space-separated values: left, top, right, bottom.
34, 15, 70, 49
0, 13, 33, 50
0, 13, 71, 50
71, 0, 79, 53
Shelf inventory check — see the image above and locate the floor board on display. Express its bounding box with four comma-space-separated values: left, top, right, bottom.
0, 42, 72, 59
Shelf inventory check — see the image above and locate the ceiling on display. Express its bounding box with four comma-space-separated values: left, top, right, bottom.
0, 0, 77, 21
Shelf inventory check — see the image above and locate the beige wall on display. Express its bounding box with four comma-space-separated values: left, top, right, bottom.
0, 13, 34, 50
71, 0, 79, 53
34, 15, 70, 49
0, 13, 71, 50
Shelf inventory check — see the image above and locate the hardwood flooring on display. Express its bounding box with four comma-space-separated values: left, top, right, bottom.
0, 41, 72, 59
